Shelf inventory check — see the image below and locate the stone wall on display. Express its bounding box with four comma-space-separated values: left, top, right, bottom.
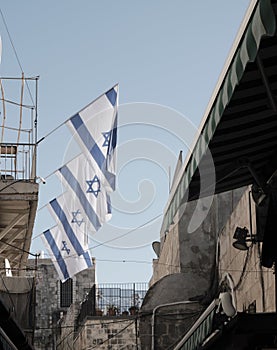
218, 188, 275, 313
140, 301, 203, 350
27, 258, 95, 350
27, 259, 60, 349
56, 303, 77, 350
73, 316, 139, 350
150, 222, 181, 286
151, 188, 246, 288
142, 187, 247, 349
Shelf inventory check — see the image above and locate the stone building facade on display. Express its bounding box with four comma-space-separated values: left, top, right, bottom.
72, 316, 139, 350
218, 188, 275, 314
150, 188, 246, 287
140, 186, 276, 349
27, 258, 95, 350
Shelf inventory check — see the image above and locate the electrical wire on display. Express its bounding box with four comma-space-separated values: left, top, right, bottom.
36, 317, 138, 331
233, 243, 253, 291
0, 8, 23, 72
33, 249, 277, 274
36, 83, 118, 145
0, 79, 6, 143
90, 213, 162, 250
31, 212, 162, 249
55, 318, 136, 349
0, 238, 39, 257
0, 271, 17, 316
82, 320, 135, 350
55, 329, 75, 349
0, 7, 35, 106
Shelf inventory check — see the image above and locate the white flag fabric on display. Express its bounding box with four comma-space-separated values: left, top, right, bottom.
66, 85, 118, 191
56, 153, 112, 233
47, 190, 88, 242
0, 36, 2, 64
41, 225, 92, 282
45, 191, 93, 280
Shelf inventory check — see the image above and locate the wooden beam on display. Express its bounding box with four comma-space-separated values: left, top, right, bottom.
0, 227, 26, 253
0, 212, 28, 240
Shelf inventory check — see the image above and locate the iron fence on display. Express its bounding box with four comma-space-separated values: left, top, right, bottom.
77, 282, 148, 324
96, 282, 148, 315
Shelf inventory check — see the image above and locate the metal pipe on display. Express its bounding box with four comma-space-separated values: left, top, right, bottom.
172, 299, 219, 350
248, 190, 253, 240
151, 300, 197, 350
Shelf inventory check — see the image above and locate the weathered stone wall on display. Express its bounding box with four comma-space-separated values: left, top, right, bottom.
73, 316, 139, 349
150, 223, 181, 286
151, 188, 246, 288
27, 259, 60, 349
57, 303, 82, 350
140, 301, 203, 350
218, 187, 275, 313
142, 187, 247, 349
27, 258, 95, 350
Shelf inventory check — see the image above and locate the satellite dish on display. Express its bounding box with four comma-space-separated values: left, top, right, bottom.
219, 292, 236, 317
152, 241, 160, 258
5, 258, 12, 277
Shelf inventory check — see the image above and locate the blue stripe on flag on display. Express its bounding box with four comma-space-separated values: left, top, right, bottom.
105, 87, 117, 107
110, 112, 118, 150
107, 112, 117, 166
44, 229, 70, 280
83, 251, 92, 267
59, 166, 101, 231
70, 113, 115, 190
50, 199, 91, 268
107, 193, 112, 214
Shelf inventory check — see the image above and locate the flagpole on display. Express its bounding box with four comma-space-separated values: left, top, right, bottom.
36, 83, 119, 145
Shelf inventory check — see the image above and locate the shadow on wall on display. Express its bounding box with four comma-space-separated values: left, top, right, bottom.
139, 272, 214, 350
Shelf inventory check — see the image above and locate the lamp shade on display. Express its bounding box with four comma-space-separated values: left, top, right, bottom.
232, 239, 249, 251
232, 226, 250, 250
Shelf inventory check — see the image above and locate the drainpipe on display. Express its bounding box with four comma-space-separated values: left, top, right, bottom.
151, 301, 198, 350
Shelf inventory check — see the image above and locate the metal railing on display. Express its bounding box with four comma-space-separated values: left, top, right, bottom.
0, 142, 36, 180
77, 283, 148, 324
96, 282, 148, 315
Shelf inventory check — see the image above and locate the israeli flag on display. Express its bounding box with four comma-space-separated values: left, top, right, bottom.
47, 190, 88, 243
56, 153, 112, 233
66, 85, 118, 191
41, 225, 92, 282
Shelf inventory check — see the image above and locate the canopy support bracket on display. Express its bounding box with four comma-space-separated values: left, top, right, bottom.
256, 54, 277, 112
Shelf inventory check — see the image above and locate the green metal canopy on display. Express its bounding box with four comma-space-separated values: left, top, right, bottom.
163, 0, 277, 232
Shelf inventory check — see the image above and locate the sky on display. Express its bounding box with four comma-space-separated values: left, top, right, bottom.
0, 0, 251, 283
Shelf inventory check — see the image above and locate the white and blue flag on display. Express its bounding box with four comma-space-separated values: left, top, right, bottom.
41, 225, 92, 282
44, 190, 93, 280
66, 85, 118, 191
55, 153, 112, 233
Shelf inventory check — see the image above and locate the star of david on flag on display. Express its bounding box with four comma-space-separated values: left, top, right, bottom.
71, 209, 84, 227
86, 175, 101, 197
66, 84, 118, 192
102, 131, 111, 147
42, 225, 92, 282
56, 153, 112, 233
61, 240, 70, 255
47, 192, 90, 255
42, 86, 118, 281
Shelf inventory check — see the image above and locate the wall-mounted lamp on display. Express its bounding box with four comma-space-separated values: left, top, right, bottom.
232, 226, 256, 251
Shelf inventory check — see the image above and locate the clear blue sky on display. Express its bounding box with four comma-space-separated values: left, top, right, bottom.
0, 0, 251, 283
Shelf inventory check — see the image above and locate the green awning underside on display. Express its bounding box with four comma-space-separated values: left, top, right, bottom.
163, 0, 277, 232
